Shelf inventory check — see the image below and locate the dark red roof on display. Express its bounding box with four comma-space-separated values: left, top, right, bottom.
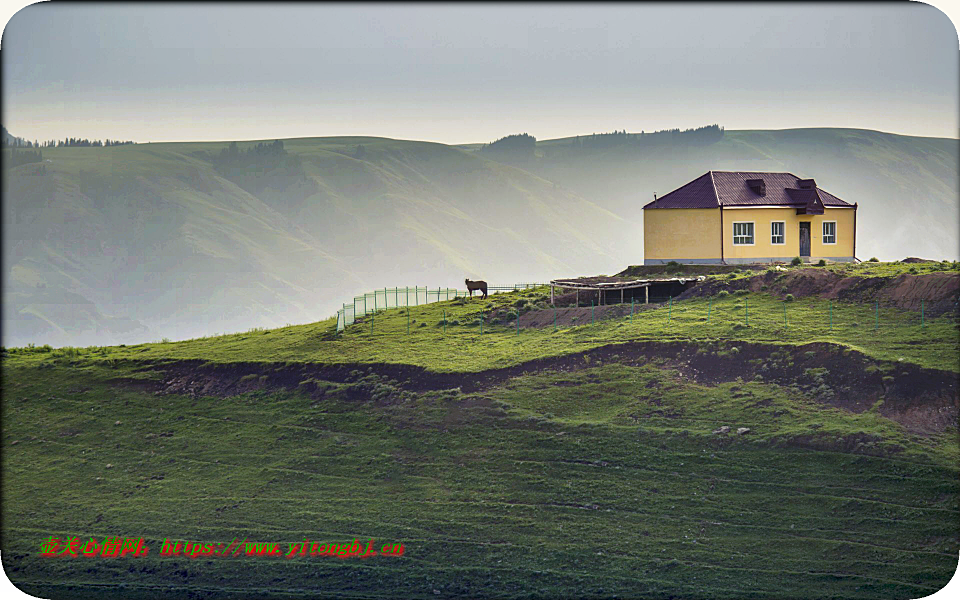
642, 171, 853, 210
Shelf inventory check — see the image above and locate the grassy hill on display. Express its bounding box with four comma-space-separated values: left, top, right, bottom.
3, 127, 958, 349
3, 264, 958, 599
3, 138, 630, 348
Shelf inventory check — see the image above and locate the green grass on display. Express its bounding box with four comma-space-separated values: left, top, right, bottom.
714, 260, 960, 283
7, 286, 953, 373
3, 358, 958, 599
3, 277, 958, 598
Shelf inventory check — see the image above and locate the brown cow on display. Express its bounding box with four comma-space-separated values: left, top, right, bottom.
465, 278, 488, 299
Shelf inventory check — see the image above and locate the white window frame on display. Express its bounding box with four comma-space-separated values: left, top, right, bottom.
732, 221, 755, 246
822, 220, 837, 245
770, 221, 786, 245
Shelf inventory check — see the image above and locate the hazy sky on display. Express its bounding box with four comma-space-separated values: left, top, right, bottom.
3, 3, 958, 143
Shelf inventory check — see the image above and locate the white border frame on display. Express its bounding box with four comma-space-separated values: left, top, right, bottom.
732, 221, 755, 246
770, 220, 786, 245
822, 220, 837, 245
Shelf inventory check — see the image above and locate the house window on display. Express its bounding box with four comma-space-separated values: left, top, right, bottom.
733, 222, 754, 245
822, 221, 837, 244
771, 221, 785, 245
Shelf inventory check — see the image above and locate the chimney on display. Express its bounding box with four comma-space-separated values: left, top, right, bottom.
746, 178, 766, 196
797, 178, 816, 190
654, 192, 658, 208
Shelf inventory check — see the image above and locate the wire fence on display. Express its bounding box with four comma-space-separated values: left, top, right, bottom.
335, 283, 549, 331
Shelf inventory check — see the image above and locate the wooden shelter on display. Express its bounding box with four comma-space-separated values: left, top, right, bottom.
548, 276, 706, 306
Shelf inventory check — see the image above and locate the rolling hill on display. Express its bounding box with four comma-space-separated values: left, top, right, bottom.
2, 127, 958, 348
2, 137, 630, 348
3, 264, 958, 599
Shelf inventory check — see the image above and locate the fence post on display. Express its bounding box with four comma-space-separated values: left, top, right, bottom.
416, 287, 419, 306
407, 308, 410, 334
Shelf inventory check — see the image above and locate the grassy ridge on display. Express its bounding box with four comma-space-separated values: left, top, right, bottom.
10, 285, 953, 373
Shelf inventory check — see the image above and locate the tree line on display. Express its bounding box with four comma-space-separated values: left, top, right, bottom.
6, 148, 44, 169
477, 125, 725, 162
479, 133, 537, 158
210, 140, 307, 196
212, 140, 303, 174
569, 124, 724, 150
49, 138, 135, 147
1, 137, 135, 149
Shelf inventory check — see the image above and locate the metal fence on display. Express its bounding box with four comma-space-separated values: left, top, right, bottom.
335, 283, 549, 331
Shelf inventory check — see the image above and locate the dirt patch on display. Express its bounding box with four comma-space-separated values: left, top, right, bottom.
681, 269, 959, 316
127, 339, 958, 435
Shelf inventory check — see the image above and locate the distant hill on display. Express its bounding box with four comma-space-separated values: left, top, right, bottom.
2, 125, 29, 146
3, 127, 957, 347
473, 127, 959, 262
2, 137, 630, 347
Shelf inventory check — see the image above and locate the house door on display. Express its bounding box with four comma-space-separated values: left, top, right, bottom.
799, 222, 811, 257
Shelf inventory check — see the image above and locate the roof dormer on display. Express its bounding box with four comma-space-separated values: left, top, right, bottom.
745, 178, 766, 196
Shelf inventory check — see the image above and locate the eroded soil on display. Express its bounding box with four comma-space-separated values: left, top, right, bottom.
682, 270, 959, 315
129, 339, 958, 435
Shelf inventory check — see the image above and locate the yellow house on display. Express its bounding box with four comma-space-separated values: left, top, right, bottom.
643, 171, 857, 264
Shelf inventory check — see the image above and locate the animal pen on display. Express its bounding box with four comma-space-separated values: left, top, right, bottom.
548, 276, 706, 306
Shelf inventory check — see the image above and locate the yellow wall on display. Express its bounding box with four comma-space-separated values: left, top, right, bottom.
644, 206, 856, 263
722, 207, 855, 261
644, 208, 721, 260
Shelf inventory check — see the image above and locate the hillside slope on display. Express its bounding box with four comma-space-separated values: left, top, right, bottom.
3, 267, 958, 599
2, 139, 631, 347
3, 127, 957, 348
